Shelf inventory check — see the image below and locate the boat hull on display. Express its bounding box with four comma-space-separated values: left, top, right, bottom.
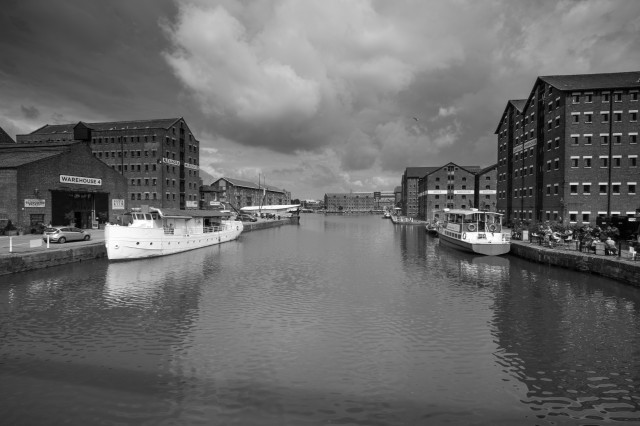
438, 231, 510, 256
105, 221, 243, 260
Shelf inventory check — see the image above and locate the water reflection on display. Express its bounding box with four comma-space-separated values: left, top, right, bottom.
1, 215, 640, 424
492, 257, 640, 423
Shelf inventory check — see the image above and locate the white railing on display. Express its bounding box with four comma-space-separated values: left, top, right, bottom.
163, 225, 228, 235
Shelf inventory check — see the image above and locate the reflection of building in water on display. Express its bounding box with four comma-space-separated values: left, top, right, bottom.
490, 260, 640, 421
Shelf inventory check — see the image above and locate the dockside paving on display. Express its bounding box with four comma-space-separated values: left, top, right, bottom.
0, 217, 299, 276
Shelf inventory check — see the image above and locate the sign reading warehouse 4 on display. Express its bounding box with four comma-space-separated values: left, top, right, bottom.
59, 175, 102, 186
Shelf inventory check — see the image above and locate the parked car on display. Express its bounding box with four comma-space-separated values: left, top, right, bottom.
42, 226, 91, 243
236, 214, 257, 222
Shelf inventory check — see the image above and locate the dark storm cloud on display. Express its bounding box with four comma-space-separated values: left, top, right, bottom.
2, 0, 639, 199
0, 0, 180, 121
20, 105, 39, 119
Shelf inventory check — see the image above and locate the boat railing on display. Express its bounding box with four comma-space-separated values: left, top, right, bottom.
163, 225, 230, 235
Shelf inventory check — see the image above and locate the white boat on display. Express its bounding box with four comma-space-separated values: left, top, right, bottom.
105, 207, 243, 260
239, 204, 300, 216
437, 208, 510, 255
239, 204, 301, 223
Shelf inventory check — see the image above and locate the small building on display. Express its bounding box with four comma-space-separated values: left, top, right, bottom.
210, 177, 291, 209
199, 184, 223, 210
0, 142, 128, 231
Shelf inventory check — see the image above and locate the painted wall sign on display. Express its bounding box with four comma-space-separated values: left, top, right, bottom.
60, 175, 102, 185
479, 190, 497, 194
162, 157, 181, 166
24, 199, 45, 208
186, 200, 198, 208
427, 190, 448, 195
112, 199, 125, 210
453, 190, 474, 195
184, 162, 199, 170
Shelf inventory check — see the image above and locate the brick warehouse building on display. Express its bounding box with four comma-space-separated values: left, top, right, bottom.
16, 118, 200, 210
401, 167, 438, 217
0, 142, 127, 231
496, 71, 640, 225
210, 177, 291, 210
417, 163, 496, 220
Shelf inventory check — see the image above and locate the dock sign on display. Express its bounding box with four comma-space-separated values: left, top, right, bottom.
24, 199, 45, 208
112, 199, 125, 210
60, 175, 102, 186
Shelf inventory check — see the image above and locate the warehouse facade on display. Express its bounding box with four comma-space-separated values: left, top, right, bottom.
496, 71, 640, 225
0, 142, 127, 232
17, 118, 200, 210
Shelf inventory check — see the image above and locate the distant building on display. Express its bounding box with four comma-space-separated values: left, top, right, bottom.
496, 71, 640, 225
324, 192, 376, 213
210, 177, 291, 209
401, 167, 438, 217
16, 118, 201, 210
417, 162, 493, 220
394, 186, 402, 209
199, 184, 223, 210
302, 199, 323, 210
475, 164, 498, 212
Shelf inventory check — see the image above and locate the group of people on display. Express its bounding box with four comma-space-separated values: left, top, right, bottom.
573, 224, 617, 254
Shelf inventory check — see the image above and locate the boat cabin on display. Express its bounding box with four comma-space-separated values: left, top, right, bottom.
124, 207, 232, 235
440, 209, 503, 234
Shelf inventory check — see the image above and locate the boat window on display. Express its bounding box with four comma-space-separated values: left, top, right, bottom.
145, 214, 152, 220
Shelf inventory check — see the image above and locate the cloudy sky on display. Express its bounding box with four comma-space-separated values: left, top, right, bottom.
1, 0, 639, 199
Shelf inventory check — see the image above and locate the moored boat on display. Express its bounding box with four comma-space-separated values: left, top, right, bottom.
390, 215, 429, 225
105, 206, 243, 260
425, 221, 439, 236
437, 208, 510, 255
239, 204, 301, 223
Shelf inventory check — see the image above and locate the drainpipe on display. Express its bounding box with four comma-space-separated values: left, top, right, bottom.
607, 93, 613, 217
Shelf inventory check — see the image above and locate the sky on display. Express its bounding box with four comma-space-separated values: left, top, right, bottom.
1, 0, 639, 200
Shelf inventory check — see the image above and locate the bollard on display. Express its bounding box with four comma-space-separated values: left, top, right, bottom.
47, 234, 50, 249
9, 236, 12, 253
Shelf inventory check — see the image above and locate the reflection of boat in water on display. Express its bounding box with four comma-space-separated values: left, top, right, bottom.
437, 208, 510, 255
105, 206, 243, 260
383, 212, 391, 219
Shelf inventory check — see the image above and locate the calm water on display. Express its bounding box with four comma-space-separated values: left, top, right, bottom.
1, 214, 640, 425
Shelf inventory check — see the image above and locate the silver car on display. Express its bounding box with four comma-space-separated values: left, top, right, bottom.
43, 226, 91, 243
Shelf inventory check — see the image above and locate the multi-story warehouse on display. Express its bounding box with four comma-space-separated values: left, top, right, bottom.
475, 164, 498, 211
416, 163, 490, 220
496, 99, 527, 218
401, 167, 438, 217
324, 192, 378, 213
16, 118, 200, 210
210, 177, 291, 210
496, 71, 640, 225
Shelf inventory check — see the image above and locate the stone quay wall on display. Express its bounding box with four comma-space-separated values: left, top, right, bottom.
510, 241, 640, 287
0, 218, 298, 276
